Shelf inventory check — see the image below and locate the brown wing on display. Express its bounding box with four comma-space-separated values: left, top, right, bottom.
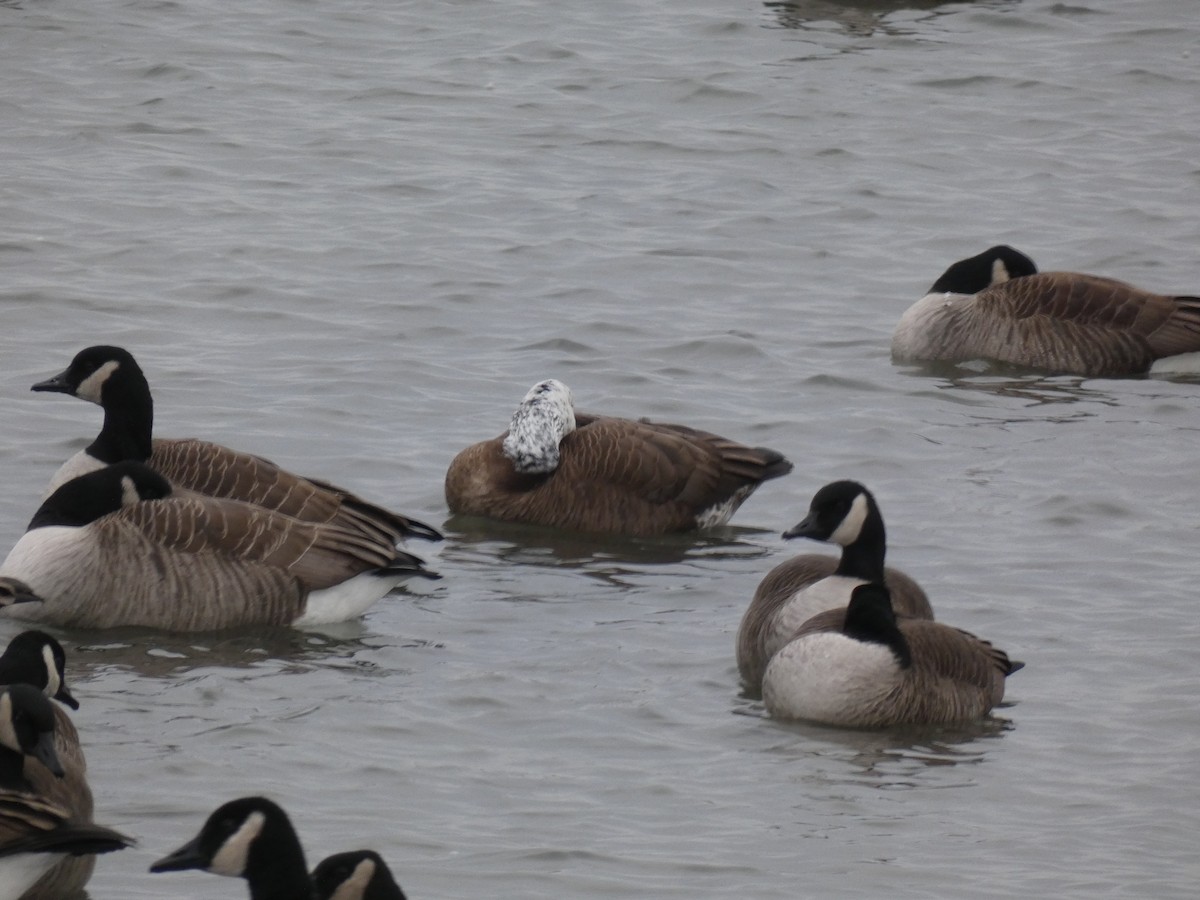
900, 620, 1018, 713
150, 439, 441, 544
113, 495, 396, 591
0, 790, 130, 858
972, 273, 1200, 374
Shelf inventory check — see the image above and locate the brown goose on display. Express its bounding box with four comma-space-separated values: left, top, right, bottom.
0, 632, 93, 900
737, 481, 933, 693
0, 463, 437, 632
891, 245, 1200, 376
762, 583, 1022, 727
0, 684, 131, 899
32, 345, 441, 545
445, 380, 793, 536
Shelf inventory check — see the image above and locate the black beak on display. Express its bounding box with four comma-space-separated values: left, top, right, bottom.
782, 514, 821, 541
31, 369, 74, 394
54, 683, 80, 711
149, 835, 209, 873
0, 581, 43, 607
32, 729, 64, 778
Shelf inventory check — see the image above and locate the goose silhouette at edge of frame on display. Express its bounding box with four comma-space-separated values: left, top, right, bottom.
445, 379, 794, 537
891, 245, 1200, 377
737, 479, 933, 693
32, 344, 442, 546
0, 462, 438, 632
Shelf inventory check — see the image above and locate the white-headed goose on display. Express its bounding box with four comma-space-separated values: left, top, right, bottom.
0, 633, 94, 900
891, 245, 1200, 376
0, 684, 131, 900
762, 583, 1022, 727
737, 480, 933, 693
33, 345, 441, 545
445, 380, 794, 536
313, 850, 407, 900
0, 463, 438, 632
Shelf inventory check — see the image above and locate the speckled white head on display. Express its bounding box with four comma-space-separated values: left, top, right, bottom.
502, 379, 577, 474
75, 359, 120, 405
828, 491, 869, 547
208, 810, 265, 877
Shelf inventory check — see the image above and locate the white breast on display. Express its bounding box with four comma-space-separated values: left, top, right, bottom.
0, 853, 62, 900
891, 292, 969, 360
762, 631, 901, 724
0, 528, 98, 623
44, 451, 106, 499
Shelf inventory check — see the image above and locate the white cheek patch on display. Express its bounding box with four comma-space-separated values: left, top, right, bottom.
75, 360, 120, 405
209, 811, 265, 877
501, 379, 577, 474
828, 492, 869, 547
991, 257, 1010, 285
329, 858, 377, 900
0, 694, 15, 754
41, 645, 61, 699
119, 476, 142, 508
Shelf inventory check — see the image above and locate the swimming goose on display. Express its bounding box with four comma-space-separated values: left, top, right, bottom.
0, 684, 131, 900
736, 480, 933, 692
313, 850, 407, 900
33, 345, 441, 545
0, 633, 94, 900
0, 463, 439, 632
762, 583, 1022, 727
445, 380, 794, 536
891, 245, 1200, 376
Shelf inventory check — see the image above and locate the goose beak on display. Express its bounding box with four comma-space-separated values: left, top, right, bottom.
31, 369, 74, 394
150, 835, 209, 873
0, 581, 43, 608
32, 730, 64, 778
54, 683, 80, 711
782, 514, 820, 541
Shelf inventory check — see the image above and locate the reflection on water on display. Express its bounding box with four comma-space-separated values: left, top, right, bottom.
764, 0, 982, 34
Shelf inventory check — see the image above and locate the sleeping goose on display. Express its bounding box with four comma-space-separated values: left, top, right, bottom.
32, 345, 441, 545
0, 684, 131, 900
762, 583, 1022, 727
737, 480, 933, 692
0, 633, 95, 900
445, 380, 794, 536
891, 245, 1200, 376
313, 850, 407, 900
151, 796, 313, 900
0, 463, 439, 632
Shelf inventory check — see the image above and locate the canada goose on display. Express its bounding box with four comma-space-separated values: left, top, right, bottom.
313, 850, 407, 900
736, 480, 933, 692
445, 380, 794, 536
151, 796, 315, 900
0, 463, 439, 632
0, 684, 131, 900
762, 583, 1022, 727
0, 632, 94, 900
0, 584, 40, 612
32, 345, 441, 545
891, 245, 1200, 376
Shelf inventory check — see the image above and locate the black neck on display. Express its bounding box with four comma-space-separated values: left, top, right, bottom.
844, 586, 911, 668
0, 745, 32, 792
247, 835, 315, 900
833, 506, 887, 583
88, 371, 154, 464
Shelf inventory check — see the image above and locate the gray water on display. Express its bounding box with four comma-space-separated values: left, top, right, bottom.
2, 0, 1198, 896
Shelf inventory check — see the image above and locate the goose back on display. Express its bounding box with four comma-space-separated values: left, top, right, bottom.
892, 247, 1200, 376
447, 409, 792, 536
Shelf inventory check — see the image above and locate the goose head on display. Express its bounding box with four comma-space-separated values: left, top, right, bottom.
783, 480, 881, 548
928, 245, 1038, 295
313, 850, 407, 900
0, 631, 78, 710
501, 379, 577, 475
32, 345, 145, 408
0, 579, 43, 611
0, 683, 64, 778
29, 461, 173, 531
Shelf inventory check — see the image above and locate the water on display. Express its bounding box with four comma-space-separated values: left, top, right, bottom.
2, 0, 1199, 896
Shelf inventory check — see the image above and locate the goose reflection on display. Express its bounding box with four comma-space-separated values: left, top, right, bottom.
765, 0, 982, 34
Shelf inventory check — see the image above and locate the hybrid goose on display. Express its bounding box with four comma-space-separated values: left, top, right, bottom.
737, 480, 933, 693
0, 463, 438, 632
762, 583, 1022, 727
151, 796, 407, 900
445, 380, 794, 536
0, 632, 94, 900
33, 345, 441, 545
0, 684, 131, 900
891, 245, 1200, 376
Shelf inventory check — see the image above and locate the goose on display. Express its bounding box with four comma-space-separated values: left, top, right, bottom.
737, 480, 933, 692
0, 633, 94, 900
445, 380, 794, 536
32, 345, 441, 545
0, 463, 439, 632
0, 585, 39, 613
891, 245, 1200, 376
762, 583, 1022, 727
313, 850, 407, 900
0, 684, 131, 900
